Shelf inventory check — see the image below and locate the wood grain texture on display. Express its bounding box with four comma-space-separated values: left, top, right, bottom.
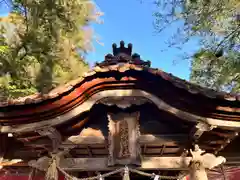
1, 89, 240, 133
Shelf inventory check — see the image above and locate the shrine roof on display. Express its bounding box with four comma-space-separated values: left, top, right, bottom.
0, 41, 239, 126
0, 41, 239, 108
1, 62, 239, 106
0, 42, 240, 168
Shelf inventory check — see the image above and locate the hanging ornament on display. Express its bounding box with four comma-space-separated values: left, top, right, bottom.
122, 166, 130, 180
45, 154, 59, 180
153, 174, 160, 180
98, 174, 104, 180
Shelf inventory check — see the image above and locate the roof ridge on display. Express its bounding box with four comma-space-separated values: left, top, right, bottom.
0, 63, 239, 107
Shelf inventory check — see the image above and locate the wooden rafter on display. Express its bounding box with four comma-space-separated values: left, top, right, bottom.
214, 133, 239, 155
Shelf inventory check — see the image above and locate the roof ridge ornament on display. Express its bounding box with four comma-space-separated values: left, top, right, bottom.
95, 41, 151, 67
112, 41, 132, 56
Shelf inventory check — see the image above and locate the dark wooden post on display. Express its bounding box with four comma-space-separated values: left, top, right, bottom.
0, 134, 8, 168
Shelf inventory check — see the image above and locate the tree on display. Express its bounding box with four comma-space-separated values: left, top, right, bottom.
154, 0, 240, 51
153, 0, 240, 92
190, 49, 240, 92
0, 0, 103, 100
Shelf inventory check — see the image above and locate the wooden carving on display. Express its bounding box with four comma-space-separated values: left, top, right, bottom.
190, 145, 226, 169
107, 112, 141, 166
119, 119, 130, 158
189, 145, 226, 180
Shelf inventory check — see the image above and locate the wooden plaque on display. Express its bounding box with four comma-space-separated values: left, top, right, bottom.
107, 112, 141, 166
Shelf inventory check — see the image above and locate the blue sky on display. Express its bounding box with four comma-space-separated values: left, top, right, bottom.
0, 0, 201, 80
87, 0, 201, 80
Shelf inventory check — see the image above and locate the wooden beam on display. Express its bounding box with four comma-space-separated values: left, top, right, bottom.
59, 157, 192, 171
223, 157, 240, 165
139, 134, 187, 145
66, 136, 105, 145
0, 159, 23, 167
208, 131, 238, 138
61, 134, 187, 148
1, 89, 240, 133
3, 156, 240, 168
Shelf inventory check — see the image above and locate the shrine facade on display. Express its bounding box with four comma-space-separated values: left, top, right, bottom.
0, 41, 240, 180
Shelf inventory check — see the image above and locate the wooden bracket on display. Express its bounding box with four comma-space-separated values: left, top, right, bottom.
191, 122, 216, 142
36, 127, 61, 153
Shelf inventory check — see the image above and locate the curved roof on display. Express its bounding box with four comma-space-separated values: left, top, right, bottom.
0, 41, 239, 128
0, 42, 240, 167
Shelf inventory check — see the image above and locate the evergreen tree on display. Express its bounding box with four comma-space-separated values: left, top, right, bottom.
0, 0, 103, 100
153, 0, 240, 92
190, 49, 240, 92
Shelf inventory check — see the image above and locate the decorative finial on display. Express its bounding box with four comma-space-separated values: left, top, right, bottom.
132, 53, 140, 59
122, 166, 130, 180
120, 40, 125, 48
112, 41, 132, 56
112, 43, 117, 48
128, 43, 132, 49
96, 41, 151, 67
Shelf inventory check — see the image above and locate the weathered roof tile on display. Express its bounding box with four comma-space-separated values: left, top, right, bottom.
83, 70, 96, 78
0, 63, 239, 108
118, 63, 130, 72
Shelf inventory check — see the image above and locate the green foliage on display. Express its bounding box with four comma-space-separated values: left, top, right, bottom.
153, 0, 240, 92
0, 0, 101, 100
154, 0, 240, 50
190, 50, 240, 92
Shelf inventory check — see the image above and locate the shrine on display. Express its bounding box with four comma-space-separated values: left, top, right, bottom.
0, 41, 240, 180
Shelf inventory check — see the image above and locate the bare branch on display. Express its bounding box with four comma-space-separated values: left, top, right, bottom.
214, 25, 240, 53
